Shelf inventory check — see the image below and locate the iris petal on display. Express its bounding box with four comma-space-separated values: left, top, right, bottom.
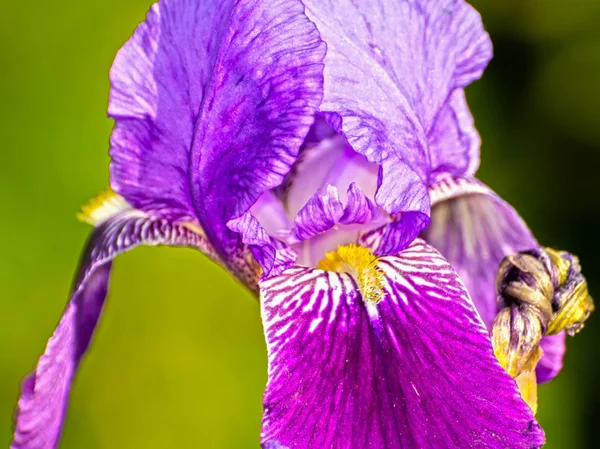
423, 177, 535, 327
109, 0, 325, 259
302, 0, 492, 249
423, 177, 565, 382
537, 331, 566, 384
277, 124, 379, 222
260, 239, 544, 449
429, 89, 482, 183
11, 208, 216, 449
229, 212, 296, 278
290, 184, 377, 243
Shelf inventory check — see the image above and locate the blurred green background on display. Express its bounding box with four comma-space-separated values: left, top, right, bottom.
0, 0, 598, 447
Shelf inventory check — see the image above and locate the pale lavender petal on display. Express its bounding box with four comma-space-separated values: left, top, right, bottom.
303, 0, 492, 244
251, 191, 293, 240
537, 332, 566, 384
109, 0, 325, 258
11, 210, 215, 449
429, 89, 482, 184
260, 239, 544, 448
277, 126, 378, 222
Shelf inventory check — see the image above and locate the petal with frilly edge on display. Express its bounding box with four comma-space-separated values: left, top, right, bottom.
275, 120, 379, 222
11, 199, 217, 449
429, 89, 482, 184
260, 239, 544, 449
422, 177, 565, 382
229, 212, 296, 278
302, 0, 492, 254
290, 184, 378, 242
109, 0, 325, 258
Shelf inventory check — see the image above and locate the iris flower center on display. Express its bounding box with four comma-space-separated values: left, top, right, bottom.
317, 244, 385, 305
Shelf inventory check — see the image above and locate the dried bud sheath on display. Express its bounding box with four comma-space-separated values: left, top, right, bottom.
491, 247, 594, 413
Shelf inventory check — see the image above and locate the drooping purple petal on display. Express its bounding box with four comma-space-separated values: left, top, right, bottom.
537, 331, 566, 383
260, 239, 544, 448
109, 0, 325, 259
423, 177, 536, 327
422, 177, 565, 382
303, 0, 492, 251
11, 209, 216, 449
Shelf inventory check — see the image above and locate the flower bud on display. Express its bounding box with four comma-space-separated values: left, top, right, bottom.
491, 247, 594, 413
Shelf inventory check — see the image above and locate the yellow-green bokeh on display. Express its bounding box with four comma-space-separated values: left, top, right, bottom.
1, 1, 598, 447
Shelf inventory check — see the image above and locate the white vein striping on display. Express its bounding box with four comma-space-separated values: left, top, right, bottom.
260, 239, 488, 385
75, 208, 218, 296
428, 176, 492, 207
259, 239, 513, 446
380, 240, 487, 331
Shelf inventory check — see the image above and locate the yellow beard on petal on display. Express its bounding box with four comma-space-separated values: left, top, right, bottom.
77, 188, 130, 225
317, 244, 385, 305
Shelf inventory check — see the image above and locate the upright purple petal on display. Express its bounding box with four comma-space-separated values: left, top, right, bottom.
260, 239, 544, 448
303, 0, 492, 248
109, 0, 325, 259
276, 123, 379, 222
429, 89, 482, 183
11, 208, 215, 449
290, 185, 344, 241
422, 177, 565, 382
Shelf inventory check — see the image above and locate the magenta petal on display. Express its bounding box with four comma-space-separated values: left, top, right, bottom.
109, 0, 325, 257
260, 239, 544, 449
303, 0, 492, 226
11, 211, 214, 449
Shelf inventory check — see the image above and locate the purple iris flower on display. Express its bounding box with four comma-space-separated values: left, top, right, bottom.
11, 0, 593, 448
